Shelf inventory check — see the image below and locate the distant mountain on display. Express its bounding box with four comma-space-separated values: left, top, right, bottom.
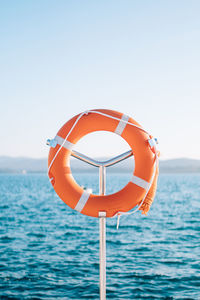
0, 156, 46, 173
0, 156, 200, 174
158, 158, 200, 173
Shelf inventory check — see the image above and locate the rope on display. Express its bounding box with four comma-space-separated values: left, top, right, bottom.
47, 109, 158, 228
48, 110, 89, 176
48, 109, 150, 176
115, 152, 159, 229
88, 110, 150, 135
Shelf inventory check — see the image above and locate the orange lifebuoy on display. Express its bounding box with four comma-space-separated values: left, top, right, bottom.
48, 109, 159, 218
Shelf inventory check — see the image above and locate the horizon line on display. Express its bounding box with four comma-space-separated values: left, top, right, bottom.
0, 155, 200, 161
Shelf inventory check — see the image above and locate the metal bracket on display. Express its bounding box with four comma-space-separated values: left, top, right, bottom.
71, 149, 133, 168
46, 138, 57, 148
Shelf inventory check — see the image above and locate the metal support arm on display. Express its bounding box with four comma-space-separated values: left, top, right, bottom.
71, 149, 132, 167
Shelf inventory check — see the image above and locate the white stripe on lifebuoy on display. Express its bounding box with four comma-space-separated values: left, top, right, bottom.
114, 114, 129, 136
75, 190, 91, 212
131, 175, 149, 190
55, 135, 74, 151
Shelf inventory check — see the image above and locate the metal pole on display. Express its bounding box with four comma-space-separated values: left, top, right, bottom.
99, 166, 106, 300
69, 150, 133, 300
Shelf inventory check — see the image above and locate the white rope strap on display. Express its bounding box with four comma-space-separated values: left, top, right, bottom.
74, 190, 91, 212
55, 135, 74, 151
114, 114, 129, 135
48, 111, 88, 176
131, 175, 149, 190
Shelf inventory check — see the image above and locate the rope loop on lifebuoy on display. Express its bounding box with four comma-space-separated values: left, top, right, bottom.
47, 109, 159, 219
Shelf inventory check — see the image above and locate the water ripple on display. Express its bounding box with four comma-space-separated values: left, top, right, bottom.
0, 173, 200, 299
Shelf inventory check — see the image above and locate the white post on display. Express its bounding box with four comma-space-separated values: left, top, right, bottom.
99, 166, 106, 300
69, 150, 133, 300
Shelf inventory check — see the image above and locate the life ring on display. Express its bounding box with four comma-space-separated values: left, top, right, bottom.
48, 109, 159, 218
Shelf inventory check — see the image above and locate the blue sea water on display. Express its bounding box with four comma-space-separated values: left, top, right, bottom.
0, 172, 200, 299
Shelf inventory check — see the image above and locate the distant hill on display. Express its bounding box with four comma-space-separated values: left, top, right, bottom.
0, 156, 46, 173
158, 158, 200, 173
0, 156, 200, 174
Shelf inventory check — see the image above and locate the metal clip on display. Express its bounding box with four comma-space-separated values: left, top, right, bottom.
99, 211, 106, 218
148, 138, 158, 148
46, 138, 58, 148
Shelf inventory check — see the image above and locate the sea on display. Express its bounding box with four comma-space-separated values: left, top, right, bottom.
0, 172, 200, 299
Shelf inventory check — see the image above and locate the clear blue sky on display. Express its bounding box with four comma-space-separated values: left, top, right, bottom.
0, 1, 199, 159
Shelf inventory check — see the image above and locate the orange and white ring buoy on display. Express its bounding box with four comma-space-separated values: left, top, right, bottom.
48, 109, 159, 218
